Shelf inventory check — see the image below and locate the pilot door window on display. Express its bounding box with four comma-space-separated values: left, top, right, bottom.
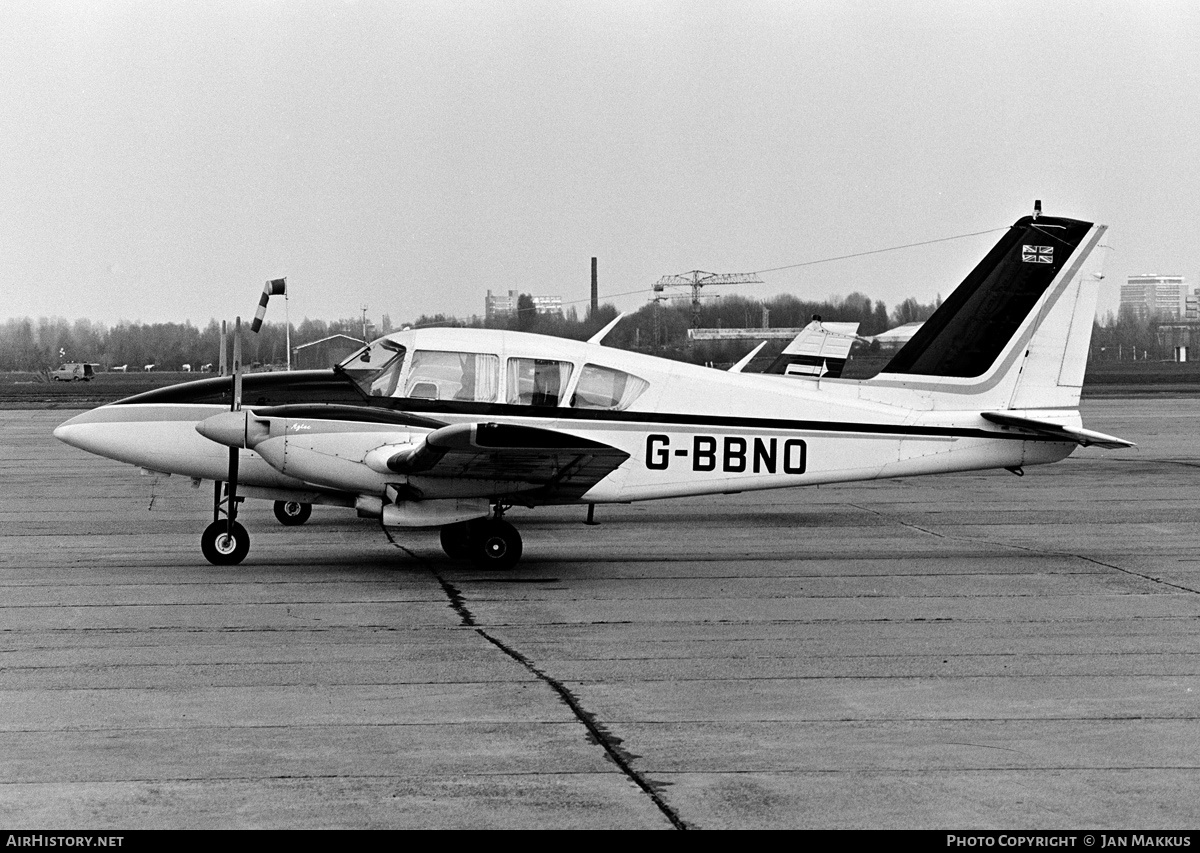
505, 358, 574, 407
341, 340, 407, 397
402, 351, 499, 402
571, 364, 650, 411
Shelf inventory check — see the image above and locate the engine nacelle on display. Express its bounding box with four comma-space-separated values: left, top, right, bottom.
380, 498, 490, 529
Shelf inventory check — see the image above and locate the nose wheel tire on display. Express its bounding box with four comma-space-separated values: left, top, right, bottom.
471, 518, 522, 570
273, 500, 312, 526
201, 521, 250, 565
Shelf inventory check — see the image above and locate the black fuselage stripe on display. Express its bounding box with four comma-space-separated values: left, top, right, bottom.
365, 399, 1056, 442
111, 371, 1056, 442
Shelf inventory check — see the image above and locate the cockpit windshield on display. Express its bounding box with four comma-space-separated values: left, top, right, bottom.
336, 338, 407, 397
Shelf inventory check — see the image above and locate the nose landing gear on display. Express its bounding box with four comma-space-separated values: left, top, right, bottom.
201, 519, 250, 565
202, 317, 250, 567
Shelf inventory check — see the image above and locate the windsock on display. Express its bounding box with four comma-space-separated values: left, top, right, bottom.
251, 278, 287, 333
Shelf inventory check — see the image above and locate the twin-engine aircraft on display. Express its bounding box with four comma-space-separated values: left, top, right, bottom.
55, 210, 1132, 569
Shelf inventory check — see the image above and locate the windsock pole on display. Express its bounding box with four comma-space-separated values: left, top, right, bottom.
250, 278, 287, 368
285, 288, 291, 371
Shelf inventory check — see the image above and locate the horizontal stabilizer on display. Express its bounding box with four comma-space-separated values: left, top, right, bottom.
981, 412, 1135, 449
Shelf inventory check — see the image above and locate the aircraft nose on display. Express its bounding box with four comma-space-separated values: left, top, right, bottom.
53, 419, 80, 447
53, 404, 225, 472
53, 408, 114, 451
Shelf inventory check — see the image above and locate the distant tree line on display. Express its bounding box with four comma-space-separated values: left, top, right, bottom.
1087, 307, 1176, 362
0, 315, 393, 373
5, 292, 1162, 373
421, 290, 937, 367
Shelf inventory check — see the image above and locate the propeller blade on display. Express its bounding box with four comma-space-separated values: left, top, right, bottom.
222, 316, 244, 534
232, 316, 243, 412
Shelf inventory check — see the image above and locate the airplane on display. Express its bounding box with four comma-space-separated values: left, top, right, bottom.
723, 318, 859, 375
760, 318, 862, 378
54, 207, 1133, 570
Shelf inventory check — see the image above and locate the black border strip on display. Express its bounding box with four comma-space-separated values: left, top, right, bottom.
109, 373, 1059, 443
358, 398, 1056, 443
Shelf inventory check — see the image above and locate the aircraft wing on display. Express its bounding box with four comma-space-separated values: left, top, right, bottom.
383, 422, 631, 499
981, 412, 1135, 449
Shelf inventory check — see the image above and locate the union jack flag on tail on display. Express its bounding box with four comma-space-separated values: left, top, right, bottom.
1022, 245, 1053, 264
251, 278, 287, 333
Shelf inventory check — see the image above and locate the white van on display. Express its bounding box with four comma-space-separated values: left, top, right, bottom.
52, 363, 95, 381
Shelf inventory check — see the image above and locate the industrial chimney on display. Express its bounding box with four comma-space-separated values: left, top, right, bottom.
591, 257, 598, 318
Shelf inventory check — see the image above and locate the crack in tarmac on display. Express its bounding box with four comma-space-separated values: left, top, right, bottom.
382, 529, 688, 830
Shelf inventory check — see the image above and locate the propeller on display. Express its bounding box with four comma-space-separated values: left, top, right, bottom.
227, 315, 242, 524
201, 316, 250, 565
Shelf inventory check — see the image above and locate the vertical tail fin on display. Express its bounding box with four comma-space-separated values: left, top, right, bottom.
870, 213, 1107, 412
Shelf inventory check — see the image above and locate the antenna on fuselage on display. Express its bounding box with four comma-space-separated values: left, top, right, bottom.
728, 341, 767, 373
587, 312, 627, 345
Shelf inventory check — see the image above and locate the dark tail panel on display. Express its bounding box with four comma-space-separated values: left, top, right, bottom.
883, 215, 1094, 378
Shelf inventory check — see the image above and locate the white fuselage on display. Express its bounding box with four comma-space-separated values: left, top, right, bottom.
54, 328, 1074, 508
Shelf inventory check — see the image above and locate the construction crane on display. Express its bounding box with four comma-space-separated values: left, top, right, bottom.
653, 270, 764, 329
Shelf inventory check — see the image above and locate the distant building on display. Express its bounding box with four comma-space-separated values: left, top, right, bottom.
530, 295, 563, 316
1155, 322, 1199, 362
688, 327, 805, 341
1121, 275, 1188, 320
485, 289, 563, 322
1188, 289, 1200, 321
485, 290, 519, 322
292, 334, 365, 370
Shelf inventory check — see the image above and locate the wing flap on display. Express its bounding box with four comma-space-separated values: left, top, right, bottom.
981, 412, 1135, 449
386, 422, 630, 498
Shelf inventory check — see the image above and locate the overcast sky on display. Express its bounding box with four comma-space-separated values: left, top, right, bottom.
2, 0, 1197, 329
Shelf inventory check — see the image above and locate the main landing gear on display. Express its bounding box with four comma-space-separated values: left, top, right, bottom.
439, 512, 523, 570
273, 500, 312, 526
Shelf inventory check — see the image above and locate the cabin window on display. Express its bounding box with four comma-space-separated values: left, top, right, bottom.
505, 358, 573, 407
571, 364, 650, 411
402, 351, 499, 402
339, 339, 407, 397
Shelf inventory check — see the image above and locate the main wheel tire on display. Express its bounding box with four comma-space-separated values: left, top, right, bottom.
273, 500, 312, 526
440, 520, 476, 560
201, 520, 250, 565
470, 518, 523, 571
